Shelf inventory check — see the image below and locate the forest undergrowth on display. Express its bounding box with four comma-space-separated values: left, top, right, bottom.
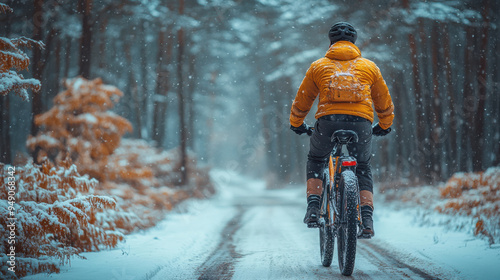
379, 167, 500, 245
1, 78, 214, 278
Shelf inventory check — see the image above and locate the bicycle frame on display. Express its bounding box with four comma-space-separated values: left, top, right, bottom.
320, 139, 361, 233
310, 126, 387, 275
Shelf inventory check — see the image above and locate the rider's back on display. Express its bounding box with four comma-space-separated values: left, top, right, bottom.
290, 41, 394, 130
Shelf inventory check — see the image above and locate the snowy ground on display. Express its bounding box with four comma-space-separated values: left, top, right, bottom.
25, 170, 500, 280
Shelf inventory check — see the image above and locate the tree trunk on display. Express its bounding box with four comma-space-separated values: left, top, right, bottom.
177, 0, 188, 185
78, 0, 92, 78
152, 28, 170, 147
401, 0, 409, 9
41, 28, 56, 111
441, 23, 457, 176
417, 18, 433, 182
64, 37, 71, 79
460, 26, 475, 172
277, 77, 293, 182
187, 53, 196, 150
124, 43, 142, 138
259, 79, 270, 173
31, 0, 44, 137
1, 10, 12, 163
132, 82, 142, 138
140, 20, 149, 139
98, 18, 108, 70
408, 32, 427, 182
30, 0, 45, 163
430, 22, 442, 181
54, 33, 61, 95
473, 0, 490, 172
0, 96, 11, 164
392, 71, 405, 177
494, 28, 500, 166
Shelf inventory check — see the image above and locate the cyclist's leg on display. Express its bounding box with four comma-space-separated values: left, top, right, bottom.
307, 118, 336, 193
304, 118, 336, 225
344, 119, 373, 202
345, 119, 375, 236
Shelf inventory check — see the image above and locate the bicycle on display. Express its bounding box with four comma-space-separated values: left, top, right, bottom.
309, 128, 362, 276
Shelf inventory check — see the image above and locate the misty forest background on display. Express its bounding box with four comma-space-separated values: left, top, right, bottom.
1, 0, 499, 186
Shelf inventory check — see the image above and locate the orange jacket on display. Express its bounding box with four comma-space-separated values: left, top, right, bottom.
290, 41, 394, 130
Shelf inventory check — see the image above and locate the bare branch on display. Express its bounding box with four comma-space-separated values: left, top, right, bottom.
11, 36, 46, 50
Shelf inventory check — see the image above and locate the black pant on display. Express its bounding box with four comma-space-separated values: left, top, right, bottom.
307, 114, 373, 193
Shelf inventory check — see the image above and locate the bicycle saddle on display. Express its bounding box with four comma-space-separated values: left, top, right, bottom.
331, 130, 359, 144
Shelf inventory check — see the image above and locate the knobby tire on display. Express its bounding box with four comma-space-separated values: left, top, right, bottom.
337, 170, 358, 276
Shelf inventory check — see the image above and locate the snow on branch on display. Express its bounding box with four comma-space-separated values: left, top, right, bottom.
436, 167, 500, 245
0, 3, 13, 14
0, 161, 122, 278
0, 4, 44, 100
11, 36, 46, 50
98, 139, 215, 232
0, 70, 41, 100
21, 76, 215, 277
0, 38, 31, 72
405, 2, 481, 25
27, 77, 133, 180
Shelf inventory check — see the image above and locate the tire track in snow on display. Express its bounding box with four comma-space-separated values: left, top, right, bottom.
196, 207, 245, 280
357, 240, 442, 279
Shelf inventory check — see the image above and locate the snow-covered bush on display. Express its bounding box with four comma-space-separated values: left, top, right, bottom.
26, 77, 214, 232
0, 4, 43, 99
108, 139, 211, 189
0, 161, 123, 278
21, 76, 214, 277
101, 139, 215, 231
27, 77, 133, 181
436, 167, 500, 244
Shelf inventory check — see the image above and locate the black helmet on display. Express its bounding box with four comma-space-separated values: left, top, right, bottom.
328, 22, 357, 44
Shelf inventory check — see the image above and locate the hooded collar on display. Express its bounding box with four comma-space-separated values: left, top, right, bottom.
325, 41, 361, 61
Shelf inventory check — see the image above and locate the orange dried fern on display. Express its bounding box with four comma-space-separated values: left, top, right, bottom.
0, 3, 13, 14
27, 77, 133, 181
0, 161, 123, 278
436, 167, 500, 244
19, 76, 216, 277
0, 4, 44, 99
97, 139, 215, 232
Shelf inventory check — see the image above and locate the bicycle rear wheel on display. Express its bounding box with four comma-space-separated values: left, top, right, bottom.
319, 179, 334, 267
336, 170, 359, 276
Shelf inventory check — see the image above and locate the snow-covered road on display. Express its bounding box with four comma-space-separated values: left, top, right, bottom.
26, 171, 500, 280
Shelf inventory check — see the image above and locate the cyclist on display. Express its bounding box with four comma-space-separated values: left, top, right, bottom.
290, 22, 394, 238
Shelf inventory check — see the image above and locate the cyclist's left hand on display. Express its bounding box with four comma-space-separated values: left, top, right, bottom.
290, 123, 313, 136
372, 123, 391, 136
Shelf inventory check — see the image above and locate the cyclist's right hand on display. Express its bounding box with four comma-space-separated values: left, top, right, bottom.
290, 123, 313, 136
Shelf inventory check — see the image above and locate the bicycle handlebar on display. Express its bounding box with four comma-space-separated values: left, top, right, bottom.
303, 123, 392, 137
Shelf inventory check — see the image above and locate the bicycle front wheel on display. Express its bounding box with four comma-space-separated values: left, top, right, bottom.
336, 170, 359, 276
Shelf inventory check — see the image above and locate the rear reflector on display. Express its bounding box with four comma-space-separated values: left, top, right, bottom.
342, 160, 357, 166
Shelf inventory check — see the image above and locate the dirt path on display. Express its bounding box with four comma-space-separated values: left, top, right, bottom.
188, 180, 449, 280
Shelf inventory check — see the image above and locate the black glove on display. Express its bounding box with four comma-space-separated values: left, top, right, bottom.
372, 123, 391, 136
290, 123, 313, 136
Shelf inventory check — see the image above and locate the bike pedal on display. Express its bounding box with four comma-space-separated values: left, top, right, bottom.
357, 230, 373, 239
307, 222, 320, 228
357, 233, 372, 239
